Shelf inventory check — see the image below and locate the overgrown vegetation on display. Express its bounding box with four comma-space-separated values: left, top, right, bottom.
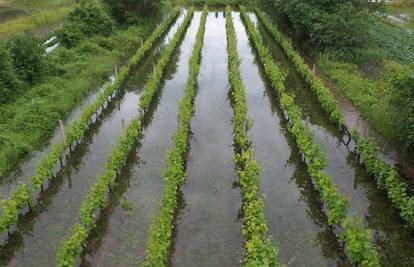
225, 6, 278, 266
241, 7, 379, 266
0, 2, 165, 178
56, 3, 114, 48
143, 7, 206, 265
57, 8, 193, 266
102, 0, 163, 24
262, 0, 414, 154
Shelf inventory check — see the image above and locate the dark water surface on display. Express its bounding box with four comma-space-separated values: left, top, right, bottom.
171, 12, 244, 266
79, 12, 202, 267
233, 12, 350, 267
254, 12, 414, 267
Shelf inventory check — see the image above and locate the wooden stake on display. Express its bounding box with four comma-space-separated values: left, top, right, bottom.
59, 120, 65, 141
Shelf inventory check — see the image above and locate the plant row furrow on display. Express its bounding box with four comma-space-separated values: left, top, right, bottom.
142, 6, 207, 266
0, 7, 181, 236
226, 6, 278, 266
56, 8, 196, 267
240, 6, 379, 266
254, 9, 345, 128
256, 9, 414, 229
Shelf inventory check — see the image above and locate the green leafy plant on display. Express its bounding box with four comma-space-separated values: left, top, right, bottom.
57, 8, 195, 267
0, 7, 181, 240
143, 6, 207, 266
226, 6, 278, 266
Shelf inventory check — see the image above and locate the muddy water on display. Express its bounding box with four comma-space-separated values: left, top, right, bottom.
78, 12, 202, 267
0, 12, 186, 201
0, 13, 186, 267
171, 12, 244, 266
233, 12, 349, 266
255, 13, 414, 266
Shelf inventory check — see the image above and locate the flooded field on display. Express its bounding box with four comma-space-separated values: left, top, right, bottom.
0, 6, 413, 267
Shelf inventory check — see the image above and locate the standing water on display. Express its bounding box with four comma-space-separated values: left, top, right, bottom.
0, 12, 186, 267
255, 13, 414, 266
171, 12, 244, 266
232, 12, 350, 266
79, 12, 202, 267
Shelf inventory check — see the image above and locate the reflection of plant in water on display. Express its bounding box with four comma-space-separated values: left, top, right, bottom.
120, 197, 134, 211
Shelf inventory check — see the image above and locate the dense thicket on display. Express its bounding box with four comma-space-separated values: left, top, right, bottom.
395, 74, 414, 152
272, 0, 377, 60
0, 44, 21, 103
102, 0, 162, 23
57, 3, 114, 47
0, 32, 44, 103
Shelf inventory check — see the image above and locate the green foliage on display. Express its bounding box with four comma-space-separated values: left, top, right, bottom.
6, 31, 45, 84
241, 7, 379, 266
143, 6, 205, 266
225, 6, 278, 266
57, 3, 114, 48
0, 7, 180, 241
393, 68, 414, 152
369, 18, 414, 64
0, 43, 22, 103
56, 8, 192, 266
353, 132, 414, 228
103, 0, 162, 24
273, 0, 371, 59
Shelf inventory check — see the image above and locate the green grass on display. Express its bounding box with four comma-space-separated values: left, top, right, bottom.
0, 0, 75, 36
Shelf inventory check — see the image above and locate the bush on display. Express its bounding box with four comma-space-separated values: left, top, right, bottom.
274, 0, 372, 59
0, 43, 22, 103
102, 0, 162, 24
57, 3, 114, 48
6, 31, 45, 84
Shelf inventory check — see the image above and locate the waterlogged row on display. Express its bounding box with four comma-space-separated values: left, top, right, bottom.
56, 8, 196, 267
240, 6, 380, 266
255, 9, 414, 229
0, 7, 181, 237
225, 6, 278, 266
143, 6, 208, 266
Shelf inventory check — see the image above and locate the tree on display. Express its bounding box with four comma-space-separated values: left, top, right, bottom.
102, 0, 162, 24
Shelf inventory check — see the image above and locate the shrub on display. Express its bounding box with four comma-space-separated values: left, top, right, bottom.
57, 3, 114, 48
6, 31, 45, 84
103, 0, 162, 24
0, 43, 21, 103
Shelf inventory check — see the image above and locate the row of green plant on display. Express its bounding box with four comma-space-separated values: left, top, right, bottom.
352, 132, 414, 228
143, 6, 207, 266
254, 9, 346, 129
225, 6, 278, 266
56, 8, 195, 267
0, 7, 181, 238
256, 7, 414, 229
240, 6, 379, 266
